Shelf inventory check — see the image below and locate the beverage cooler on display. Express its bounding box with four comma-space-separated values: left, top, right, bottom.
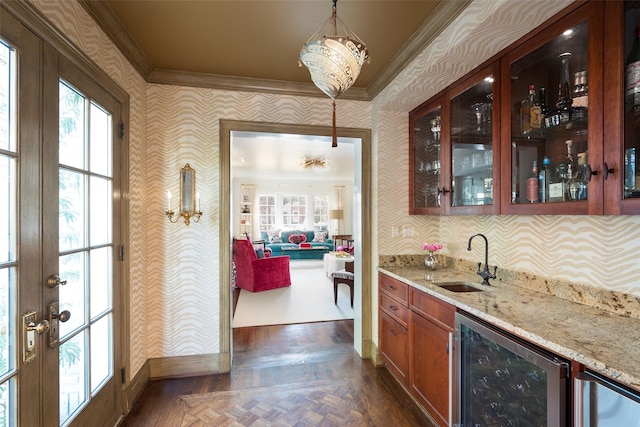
455, 313, 569, 427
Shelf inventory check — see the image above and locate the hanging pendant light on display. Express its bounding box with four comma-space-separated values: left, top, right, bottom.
299, 0, 369, 147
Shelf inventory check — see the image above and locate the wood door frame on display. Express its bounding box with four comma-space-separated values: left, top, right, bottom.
219, 120, 373, 370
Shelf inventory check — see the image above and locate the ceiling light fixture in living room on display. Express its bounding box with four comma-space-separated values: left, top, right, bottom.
299, 0, 369, 148
301, 156, 328, 169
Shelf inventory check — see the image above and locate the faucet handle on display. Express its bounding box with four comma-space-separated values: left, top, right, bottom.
491, 265, 497, 279
476, 262, 482, 273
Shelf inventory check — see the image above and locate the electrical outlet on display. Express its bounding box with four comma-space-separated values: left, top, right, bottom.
391, 226, 399, 238
402, 225, 414, 238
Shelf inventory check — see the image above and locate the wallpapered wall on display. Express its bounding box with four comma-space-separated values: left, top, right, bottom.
33, 0, 640, 386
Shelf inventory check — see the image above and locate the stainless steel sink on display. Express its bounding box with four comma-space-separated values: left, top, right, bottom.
436, 282, 484, 293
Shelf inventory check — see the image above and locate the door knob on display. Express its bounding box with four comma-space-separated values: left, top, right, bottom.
47, 274, 67, 288
48, 301, 71, 348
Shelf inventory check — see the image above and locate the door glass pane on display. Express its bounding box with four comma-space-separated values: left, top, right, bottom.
0, 39, 17, 427
59, 83, 86, 170
59, 252, 86, 338
510, 20, 589, 204
451, 77, 494, 207
413, 107, 442, 208
89, 248, 111, 317
90, 314, 112, 394
89, 103, 112, 178
89, 177, 112, 246
59, 169, 86, 251
59, 332, 86, 424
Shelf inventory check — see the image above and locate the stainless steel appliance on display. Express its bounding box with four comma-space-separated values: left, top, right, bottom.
575, 371, 640, 426
455, 313, 569, 426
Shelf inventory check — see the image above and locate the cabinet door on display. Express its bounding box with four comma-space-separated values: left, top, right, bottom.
409, 310, 453, 427
449, 62, 500, 215
501, 2, 604, 215
603, 1, 640, 214
410, 96, 449, 214
380, 311, 408, 386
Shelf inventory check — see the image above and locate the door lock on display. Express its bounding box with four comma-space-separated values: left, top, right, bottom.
47, 274, 67, 288
48, 301, 71, 348
22, 311, 50, 364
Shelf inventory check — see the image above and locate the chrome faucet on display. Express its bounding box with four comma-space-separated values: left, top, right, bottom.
467, 233, 497, 286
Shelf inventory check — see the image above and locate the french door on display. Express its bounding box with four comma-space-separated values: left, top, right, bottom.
1, 7, 123, 426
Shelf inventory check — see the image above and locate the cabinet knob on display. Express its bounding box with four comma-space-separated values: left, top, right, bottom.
389, 305, 398, 311
603, 162, 615, 180
388, 329, 397, 336
586, 164, 597, 182
437, 187, 451, 195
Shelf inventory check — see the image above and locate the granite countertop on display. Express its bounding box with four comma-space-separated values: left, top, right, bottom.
378, 265, 640, 392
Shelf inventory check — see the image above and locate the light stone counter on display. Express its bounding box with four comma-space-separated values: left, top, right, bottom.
378, 264, 640, 392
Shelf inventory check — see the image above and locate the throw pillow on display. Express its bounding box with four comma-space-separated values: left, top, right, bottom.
255, 248, 265, 258
288, 234, 307, 245
267, 229, 282, 244
312, 230, 328, 242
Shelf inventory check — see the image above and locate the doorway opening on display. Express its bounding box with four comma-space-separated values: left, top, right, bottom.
219, 120, 373, 370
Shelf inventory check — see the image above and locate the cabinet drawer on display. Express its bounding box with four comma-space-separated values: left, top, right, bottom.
379, 273, 408, 303
380, 311, 408, 385
410, 288, 455, 330
379, 292, 408, 326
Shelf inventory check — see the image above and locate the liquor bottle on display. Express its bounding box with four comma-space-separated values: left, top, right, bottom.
526, 160, 539, 203
626, 27, 640, 112
538, 88, 549, 127
520, 85, 535, 135
556, 52, 573, 123
568, 152, 589, 201
530, 87, 542, 132
538, 155, 552, 203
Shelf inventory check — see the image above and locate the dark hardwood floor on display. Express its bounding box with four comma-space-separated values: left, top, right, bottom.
120, 320, 434, 426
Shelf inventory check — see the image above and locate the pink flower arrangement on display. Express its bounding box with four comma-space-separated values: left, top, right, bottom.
421, 242, 443, 252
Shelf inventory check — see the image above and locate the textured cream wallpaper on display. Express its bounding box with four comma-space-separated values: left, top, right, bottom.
32, 0, 640, 385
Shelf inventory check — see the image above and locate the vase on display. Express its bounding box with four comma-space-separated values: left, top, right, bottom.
424, 252, 437, 270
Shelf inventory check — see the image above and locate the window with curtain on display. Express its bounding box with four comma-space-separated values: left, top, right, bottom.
282, 195, 306, 228
313, 195, 329, 229
258, 195, 276, 231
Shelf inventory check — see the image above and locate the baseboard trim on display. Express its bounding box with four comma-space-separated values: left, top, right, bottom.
148, 353, 221, 379
123, 361, 150, 414
368, 341, 384, 367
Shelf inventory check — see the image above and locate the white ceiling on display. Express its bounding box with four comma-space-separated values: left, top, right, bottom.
231, 131, 355, 182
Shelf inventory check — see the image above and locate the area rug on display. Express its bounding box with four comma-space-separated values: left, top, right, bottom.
180, 379, 369, 426
232, 261, 354, 328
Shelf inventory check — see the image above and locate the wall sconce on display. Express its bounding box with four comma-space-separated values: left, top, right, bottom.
165, 163, 203, 226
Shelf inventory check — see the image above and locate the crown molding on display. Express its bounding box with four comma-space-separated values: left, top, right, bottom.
366, 0, 473, 99
80, 0, 469, 101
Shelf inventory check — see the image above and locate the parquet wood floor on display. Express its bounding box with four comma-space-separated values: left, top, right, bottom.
120, 320, 435, 426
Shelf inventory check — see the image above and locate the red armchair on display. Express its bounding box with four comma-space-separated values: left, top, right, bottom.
232, 239, 291, 292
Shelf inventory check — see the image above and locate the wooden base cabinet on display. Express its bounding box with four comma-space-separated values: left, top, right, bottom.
378, 274, 409, 386
409, 289, 455, 427
378, 273, 456, 426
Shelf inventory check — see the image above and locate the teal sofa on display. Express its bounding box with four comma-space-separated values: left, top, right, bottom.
261, 230, 333, 259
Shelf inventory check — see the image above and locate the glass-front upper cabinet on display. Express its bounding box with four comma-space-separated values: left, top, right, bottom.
410, 97, 446, 214
501, 2, 603, 215
449, 63, 500, 215
603, 1, 640, 214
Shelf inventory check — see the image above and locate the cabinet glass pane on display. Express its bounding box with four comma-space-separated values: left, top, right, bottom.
413, 108, 441, 208
451, 77, 494, 207
511, 20, 589, 205
624, 4, 640, 199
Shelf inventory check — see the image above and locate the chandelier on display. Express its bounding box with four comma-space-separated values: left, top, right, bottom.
299, 0, 369, 147
301, 156, 328, 169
